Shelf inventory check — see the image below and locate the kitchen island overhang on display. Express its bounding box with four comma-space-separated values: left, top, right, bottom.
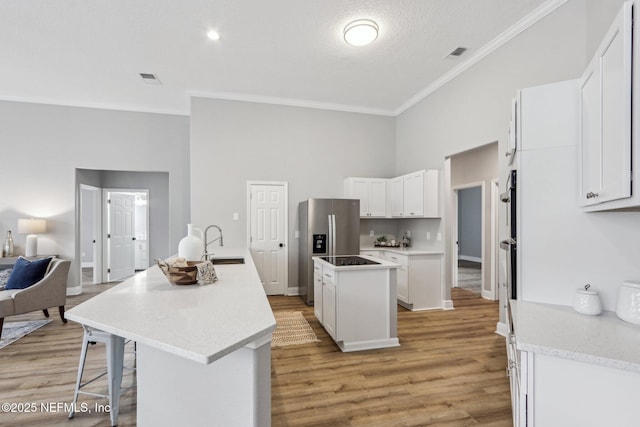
313, 254, 401, 352
66, 248, 275, 427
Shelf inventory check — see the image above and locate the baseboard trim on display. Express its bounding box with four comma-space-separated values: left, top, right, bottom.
286, 287, 300, 296
442, 300, 454, 310
481, 290, 497, 301
495, 322, 508, 337
458, 255, 482, 263
66, 285, 82, 296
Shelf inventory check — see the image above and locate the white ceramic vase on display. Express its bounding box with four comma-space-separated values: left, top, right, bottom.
178, 224, 204, 261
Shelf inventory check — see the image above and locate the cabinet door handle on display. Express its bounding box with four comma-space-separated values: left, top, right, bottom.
586, 191, 599, 199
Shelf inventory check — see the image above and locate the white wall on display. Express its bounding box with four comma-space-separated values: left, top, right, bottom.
0, 100, 190, 290
190, 97, 395, 290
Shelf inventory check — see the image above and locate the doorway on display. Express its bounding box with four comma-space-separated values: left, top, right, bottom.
247, 181, 288, 295
453, 183, 484, 295
103, 189, 149, 283
80, 184, 101, 285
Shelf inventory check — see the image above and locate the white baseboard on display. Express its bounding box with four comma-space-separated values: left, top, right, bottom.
286, 287, 300, 296
66, 285, 82, 296
481, 290, 498, 301
458, 255, 482, 263
495, 321, 508, 337
442, 300, 454, 310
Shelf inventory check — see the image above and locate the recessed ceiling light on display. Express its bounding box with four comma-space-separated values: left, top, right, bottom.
207, 30, 220, 41
343, 19, 378, 46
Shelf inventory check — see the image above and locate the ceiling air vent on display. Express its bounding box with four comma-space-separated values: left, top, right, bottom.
139, 73, 162, 85
446, 47, 467, 58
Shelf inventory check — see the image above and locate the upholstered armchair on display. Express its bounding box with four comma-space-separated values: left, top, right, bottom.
0, 258, 71, 339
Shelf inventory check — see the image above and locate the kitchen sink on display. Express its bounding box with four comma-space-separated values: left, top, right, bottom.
210, 257, 245, 265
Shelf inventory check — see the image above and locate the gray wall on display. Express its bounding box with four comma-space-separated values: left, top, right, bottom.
77, 169, 170, 269
395, 0, 634, 315
190, 98, 396, 290
100, 170, 170, 266
0, 100, 190, 290
457, 186, 482, 260
451, 143, 499, 295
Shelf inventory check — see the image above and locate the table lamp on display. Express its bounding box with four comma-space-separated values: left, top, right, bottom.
18, 218, 46, 257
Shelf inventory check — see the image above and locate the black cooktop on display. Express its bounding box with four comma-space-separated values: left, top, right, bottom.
320, 256, 380, 266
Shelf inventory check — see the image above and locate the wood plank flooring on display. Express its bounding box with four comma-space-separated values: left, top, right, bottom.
270, 290, 511, 427
0, 285, 511, 426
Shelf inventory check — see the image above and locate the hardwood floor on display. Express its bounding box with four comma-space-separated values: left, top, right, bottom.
0, 286, 511, 426
270, 289, 511, 427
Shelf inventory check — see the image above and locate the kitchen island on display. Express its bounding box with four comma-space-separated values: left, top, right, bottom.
66, 248, 275, 427
313, 255, 400, 352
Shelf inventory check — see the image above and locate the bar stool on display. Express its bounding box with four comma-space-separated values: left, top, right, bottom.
69, 325, 131, 426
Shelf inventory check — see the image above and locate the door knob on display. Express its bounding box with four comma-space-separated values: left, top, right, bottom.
279, 243, 284, 248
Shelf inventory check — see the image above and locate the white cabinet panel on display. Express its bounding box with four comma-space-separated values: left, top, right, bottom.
322, 279, 336, 340
373, 250, 442, 310
344, 178, 387, 217
403, 171, 424, 216
313, 264, 323, 322
389, 177, 404, 217
580, 1, 632, 208
391, 170, 439, 218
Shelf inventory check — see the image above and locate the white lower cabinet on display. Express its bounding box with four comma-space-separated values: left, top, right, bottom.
313, 264, 323, 323
383, 252, 443, 311
313, 258, 399, 352
322, 278, 337, 340
509, 344, 640, 427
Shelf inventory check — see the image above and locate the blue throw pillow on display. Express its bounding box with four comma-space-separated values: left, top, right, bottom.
5, 257, 53, 290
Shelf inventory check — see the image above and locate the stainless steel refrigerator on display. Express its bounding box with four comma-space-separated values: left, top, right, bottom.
298, 198, 360, 305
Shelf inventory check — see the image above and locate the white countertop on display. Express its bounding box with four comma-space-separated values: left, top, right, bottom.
313, 254, 400, 271
360, 247, 444, 256
66, 248, 276, 365
510, 299, 640, 373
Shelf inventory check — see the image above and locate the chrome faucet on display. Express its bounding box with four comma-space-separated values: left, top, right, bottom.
203, 225, 224, 260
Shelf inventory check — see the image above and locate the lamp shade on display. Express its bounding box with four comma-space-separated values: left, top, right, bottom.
18, 218, 46, 234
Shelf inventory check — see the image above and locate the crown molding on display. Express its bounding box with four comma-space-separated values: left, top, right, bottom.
0, 94, 190, 116
394, 0, 571, 116
188, 90, 396, 117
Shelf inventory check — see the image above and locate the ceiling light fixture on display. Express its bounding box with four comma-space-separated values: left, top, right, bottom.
207, 30, 220, 41
343, 19, 378, 46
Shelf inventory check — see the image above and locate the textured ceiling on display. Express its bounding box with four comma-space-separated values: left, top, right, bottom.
0, 0, 551, 115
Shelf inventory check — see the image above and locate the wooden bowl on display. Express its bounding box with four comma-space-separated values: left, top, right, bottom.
158, 260, 201, 285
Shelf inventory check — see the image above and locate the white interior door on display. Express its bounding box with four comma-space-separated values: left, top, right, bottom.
249, 183, 287, 295
107, 192, 136, 282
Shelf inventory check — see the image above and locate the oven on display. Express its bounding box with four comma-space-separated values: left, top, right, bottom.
500, 169, 517, 300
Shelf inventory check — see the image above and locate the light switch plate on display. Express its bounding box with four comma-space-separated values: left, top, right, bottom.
369, 230, 375, 236
233, 212, 239, 220
437, 232, 442, 241
426, 232, 431, 240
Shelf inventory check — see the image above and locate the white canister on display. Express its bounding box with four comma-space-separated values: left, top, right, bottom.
616, 281, 640, 325
574, 284, 602, 316
178, 224, 204, 261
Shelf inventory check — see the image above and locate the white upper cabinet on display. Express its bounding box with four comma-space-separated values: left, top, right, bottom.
344, 178, 387, 217
580, 1, 633, 209
389, 177, 404, 217
391, 170, 439, 218
346, 170, 439, 218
